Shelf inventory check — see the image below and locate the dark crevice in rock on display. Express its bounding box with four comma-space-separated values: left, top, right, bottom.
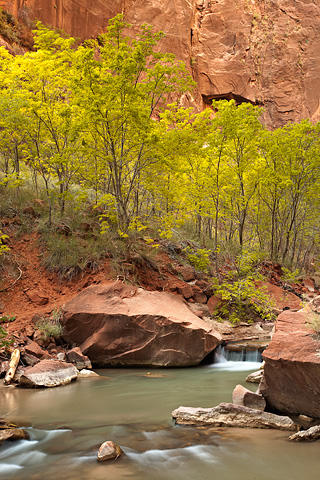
202, 92, 263, 106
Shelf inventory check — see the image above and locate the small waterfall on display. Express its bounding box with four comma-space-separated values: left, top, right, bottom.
215, 346, 263, 363
211, 344, 265, 371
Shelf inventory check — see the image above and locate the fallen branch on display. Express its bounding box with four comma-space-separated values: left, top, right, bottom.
4, 348, 20, 385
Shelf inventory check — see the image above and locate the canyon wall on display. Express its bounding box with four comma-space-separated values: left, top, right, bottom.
1, 0, 320, 127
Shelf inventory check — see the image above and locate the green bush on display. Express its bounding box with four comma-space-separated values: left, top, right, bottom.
35, 310, 63, 339
186, 247, 211, 272
0, 315, 15, 323
211, 251, 275, 324
0, 325, 13, 348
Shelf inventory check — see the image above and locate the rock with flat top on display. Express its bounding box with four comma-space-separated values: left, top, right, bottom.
172, 403, 297, 431
62, 281, 221, 367
97, 441, 123, 462
232, 384, 266, 411
19, 360, 78, 388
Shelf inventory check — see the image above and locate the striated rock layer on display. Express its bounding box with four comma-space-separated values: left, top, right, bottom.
172, 402, 297, 430
61, 281, 222, 367
260, 306, 320, 418
2, 0, 320, 127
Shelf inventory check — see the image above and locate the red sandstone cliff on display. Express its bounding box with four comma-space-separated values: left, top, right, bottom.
1, 0, 320, 127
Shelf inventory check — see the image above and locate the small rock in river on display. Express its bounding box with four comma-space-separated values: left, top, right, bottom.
143, 372, 167, 378
245, 370, 263, 383
97, 440, 124, 462
288, 425, 320, 441
78, 369, 99, 378
0, 429, 30, 444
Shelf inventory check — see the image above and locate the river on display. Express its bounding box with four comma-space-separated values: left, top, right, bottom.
0, 359, 319, 480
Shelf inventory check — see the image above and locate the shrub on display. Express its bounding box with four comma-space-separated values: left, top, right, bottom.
0, 325, 13, 348
35, 309, 63, 339
0, 315, 15, 323
306, 312, 320, 335
186, 247, 212, 272
211, 251, 276, 324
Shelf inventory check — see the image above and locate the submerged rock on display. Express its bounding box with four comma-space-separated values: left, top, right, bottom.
260, 303, 320, 418
245, 370, 263, 384
172, 403, 297, 431
19, 360, 78, 388
61, 281, 221, 367
232, 384, 266, 411
0, 429, 30, 443
97, 440, 124, 462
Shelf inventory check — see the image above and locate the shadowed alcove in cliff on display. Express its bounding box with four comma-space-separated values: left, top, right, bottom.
202, 92, 263, 107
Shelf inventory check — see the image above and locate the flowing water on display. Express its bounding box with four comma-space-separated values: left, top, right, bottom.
0, 357, 319, 480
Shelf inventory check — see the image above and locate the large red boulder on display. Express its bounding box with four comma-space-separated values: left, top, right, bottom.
260, 302, 320, 418
61, 281, 222, 367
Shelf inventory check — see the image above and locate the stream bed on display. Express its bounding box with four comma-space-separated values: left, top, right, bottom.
0, 360, 319, 480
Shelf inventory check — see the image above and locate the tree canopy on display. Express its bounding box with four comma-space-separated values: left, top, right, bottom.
1, 14, 320, 272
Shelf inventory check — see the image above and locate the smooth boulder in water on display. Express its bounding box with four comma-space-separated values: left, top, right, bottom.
97, 441, 124, 462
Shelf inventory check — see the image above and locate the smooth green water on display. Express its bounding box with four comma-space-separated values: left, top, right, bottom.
0, 363, 319, 480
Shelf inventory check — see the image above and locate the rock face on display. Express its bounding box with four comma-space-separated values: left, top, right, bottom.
260, 306, 320, 418
172, 403, 297, 430
61, 281, 221, 367
19, 359, 79, 387
3, 0, 320, 127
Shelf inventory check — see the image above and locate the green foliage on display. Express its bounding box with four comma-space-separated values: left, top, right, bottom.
281, 267, 300, 283
186, 247, 211, 272
0, 231, 9, 256
0, 325, 13, 348
212, 251, 276, 324
0, 15, 320, 274
0, 315, 15, 323
35, 310, 62, 339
